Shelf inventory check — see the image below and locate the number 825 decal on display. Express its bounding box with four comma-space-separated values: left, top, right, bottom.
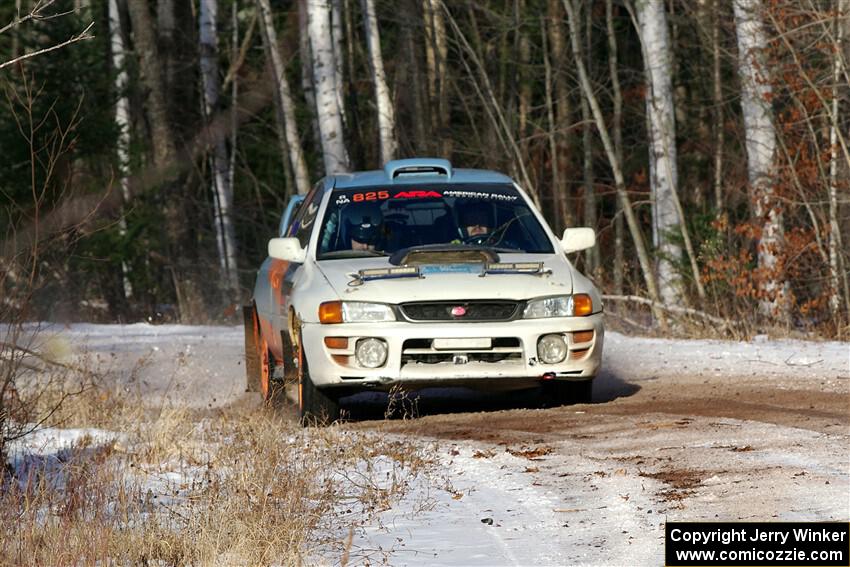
352, 191, 389, 202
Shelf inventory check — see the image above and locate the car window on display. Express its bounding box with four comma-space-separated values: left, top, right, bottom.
291, 184, 324, 249
317, 183, 555, 259
280, 195, 305, 237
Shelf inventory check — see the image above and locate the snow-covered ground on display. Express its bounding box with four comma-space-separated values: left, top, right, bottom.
9, 323, 850, 565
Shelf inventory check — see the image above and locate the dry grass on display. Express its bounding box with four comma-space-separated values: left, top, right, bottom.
1, 372, 435, 566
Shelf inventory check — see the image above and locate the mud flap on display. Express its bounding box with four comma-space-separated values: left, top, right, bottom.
243, 305, 261, 392
281, 330, 298, 382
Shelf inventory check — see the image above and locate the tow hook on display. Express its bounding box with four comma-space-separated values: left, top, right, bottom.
541, 372, 556, 381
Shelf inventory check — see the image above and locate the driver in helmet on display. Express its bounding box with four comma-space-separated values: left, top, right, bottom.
343, 202, 384, 251
458, 203, 493, 239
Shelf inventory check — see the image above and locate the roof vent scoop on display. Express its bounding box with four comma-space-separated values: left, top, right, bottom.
384, 158, 453, 181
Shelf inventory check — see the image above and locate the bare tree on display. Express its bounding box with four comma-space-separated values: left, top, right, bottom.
580, 1, 598, 272
108, 0, 133, 300
257, 0, 312, 195
307, 0, 350, 174
127, 0, 209, 321
546, 0, 571, 230
298, 0, 322, 151
733, 0, 784, 317
126, 0, 177, 170
361, 0, 397, 164
827, 0, 848, 316
157, 0, 177, 101
634, 0, 683, 305
199, 0, 240, 297
605, 0, 625, 294
442, 3, 538, 206
562, 0, 665, 324
541, 16, 563, 233
423, 0, 449, 156
331, 0, 347, 125
711, 0, 725, 211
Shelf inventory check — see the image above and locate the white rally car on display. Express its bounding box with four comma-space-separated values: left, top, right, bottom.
244, 158, 603, 423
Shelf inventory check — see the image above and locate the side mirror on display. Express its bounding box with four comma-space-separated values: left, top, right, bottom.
561, 228, 596, 253
268, 237, 306, 263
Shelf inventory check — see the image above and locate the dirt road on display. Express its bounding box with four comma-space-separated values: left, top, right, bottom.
345, 345, 849, 564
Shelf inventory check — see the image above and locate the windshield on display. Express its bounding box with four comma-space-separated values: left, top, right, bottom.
317, 183, 554, 259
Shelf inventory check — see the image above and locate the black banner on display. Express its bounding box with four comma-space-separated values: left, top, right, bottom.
666, 522, 849, 566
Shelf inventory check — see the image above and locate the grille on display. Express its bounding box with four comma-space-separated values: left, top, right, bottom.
400, 301, 520, 322
401, 337, 523, 366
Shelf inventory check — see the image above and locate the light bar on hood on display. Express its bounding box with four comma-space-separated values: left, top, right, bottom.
482, 262, 545, 275
356, 266, 421, 281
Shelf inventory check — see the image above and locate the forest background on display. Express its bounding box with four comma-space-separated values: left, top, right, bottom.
1, 0, 848, 338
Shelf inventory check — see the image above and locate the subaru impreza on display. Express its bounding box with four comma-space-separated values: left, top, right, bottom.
244, 158, 603, 423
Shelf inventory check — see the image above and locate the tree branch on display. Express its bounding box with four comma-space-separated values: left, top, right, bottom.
602, 294, 735, 328
0, 21, 94, 71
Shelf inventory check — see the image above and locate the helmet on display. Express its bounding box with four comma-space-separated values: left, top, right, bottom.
342, 202, 384, 245
458, 202, 492, 231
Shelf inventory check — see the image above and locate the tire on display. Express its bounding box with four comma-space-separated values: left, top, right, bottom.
243, 305, 261, 393
542, 378, 593, 407
297, 334, 340, 426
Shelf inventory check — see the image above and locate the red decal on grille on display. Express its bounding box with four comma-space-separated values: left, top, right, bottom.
451, 306, 467, 317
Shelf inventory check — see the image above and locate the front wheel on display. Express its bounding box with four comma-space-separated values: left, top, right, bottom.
297, 334, 340, 426
542, 378, 593, 407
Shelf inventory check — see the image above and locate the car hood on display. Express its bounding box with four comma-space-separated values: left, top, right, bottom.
316, 254, 575, 303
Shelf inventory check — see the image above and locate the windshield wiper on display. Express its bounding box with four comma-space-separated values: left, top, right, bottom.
320, 250, 389, 259
487, 246, 525, 253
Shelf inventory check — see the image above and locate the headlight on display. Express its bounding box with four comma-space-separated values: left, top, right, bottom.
319, 301, 396, 324
523, 294, 593, 318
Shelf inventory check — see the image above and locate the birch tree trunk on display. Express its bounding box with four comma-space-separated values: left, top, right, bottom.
828, 0, 848, 317
200, 0, 239, 295
307, 0, 350, 174
829, 0, 850, 318
732, 0, 784, 317
361, 0, 397, 164
257, 0, 311, 194
108, 0, 133, 300
635, 0, 682, 306
562, 0, 665, 325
